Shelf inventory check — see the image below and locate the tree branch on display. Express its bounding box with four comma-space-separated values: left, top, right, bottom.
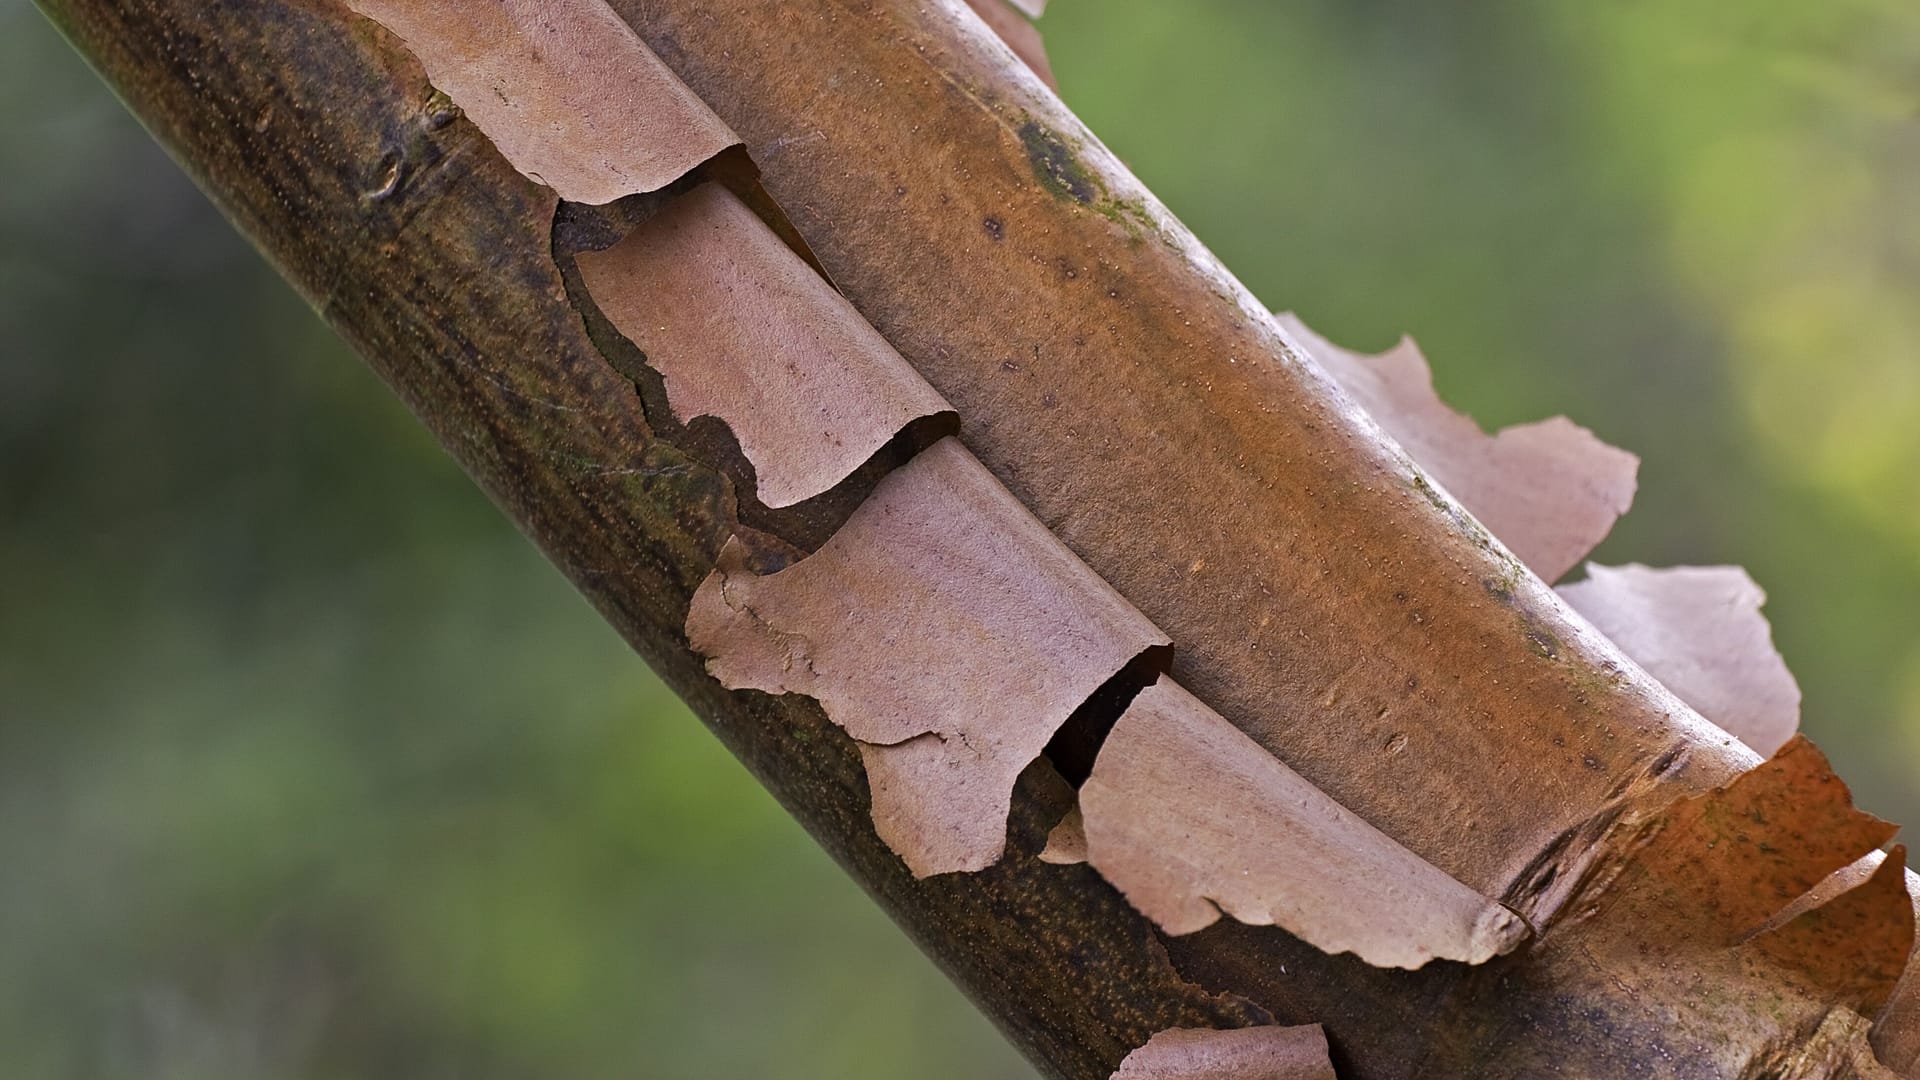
33, 0, 1914, 1075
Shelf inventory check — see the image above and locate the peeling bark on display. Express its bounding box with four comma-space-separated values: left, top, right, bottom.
1059, 677, 1527, 968
577, 183, 956, 508
688, 436, 1168, 876
1278, 312, 1639, 584
1112, 1025, 1336, 1080
342, 0, 735, 205
32, 0, 1918, 1076
1558, 562, 1801, 756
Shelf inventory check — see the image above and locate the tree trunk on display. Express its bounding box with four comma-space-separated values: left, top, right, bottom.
32, 1, 1918, 1076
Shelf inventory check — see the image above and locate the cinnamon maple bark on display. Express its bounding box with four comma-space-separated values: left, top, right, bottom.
32, 0, 1912, 1075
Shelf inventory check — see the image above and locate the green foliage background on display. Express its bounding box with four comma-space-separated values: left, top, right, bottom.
3, 1, 1916, 1076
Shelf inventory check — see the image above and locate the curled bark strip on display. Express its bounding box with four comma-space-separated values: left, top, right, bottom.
857, 726, 1135, 879
1277, 312, 1637, 583
687, 436, 1170, 875
1752, 847, 1915, 1018
1771, 852, 1897, 933
1072, 676, 1528, 969
577, 183, 957, 508
1599, 735, 1898, 942
1111, 1025, 1336, 1080
342, 0, 737, 205
1559, 563, 1800, 757
1466, 736, 1910, 1077
961, 0, 1058, 90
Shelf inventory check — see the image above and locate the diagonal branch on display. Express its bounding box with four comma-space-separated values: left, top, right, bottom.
33, 0, 1917, 1076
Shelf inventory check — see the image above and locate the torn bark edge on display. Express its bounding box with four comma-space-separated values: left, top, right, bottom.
852, 647, 1171, 879
342, 0, 727, 204
1510, 732, 1907, 1022
1749, 847, 1916, 1019
571, 182, 960, 509
352, 0, 1149, 885
684, 437, 1175, 877
1511, 738, 1899, 935
1275, 311, 1638, 586
557, 169, 923, 541
556, 223, 958, 555
1558, 562, 1801, 758
856, 662, 1159, 877
294, 6, 1323, 1068
347, 0, 826, 271
1280, 312, 1916, 1013
1110, 1023, 1337, 1080
1046, 676, 1529, 970
332, 0, 798, 574
485, 36, 954, 536
1283, 315, 1803, 767
1491, 739, 1914, 1076
554, 145, 828, 279
343, 0, 970, 563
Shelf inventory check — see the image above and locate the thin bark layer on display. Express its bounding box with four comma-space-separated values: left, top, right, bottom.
34, 0, 1910, 1076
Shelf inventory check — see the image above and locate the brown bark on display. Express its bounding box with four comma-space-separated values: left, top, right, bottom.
31, 0, 1915, 1076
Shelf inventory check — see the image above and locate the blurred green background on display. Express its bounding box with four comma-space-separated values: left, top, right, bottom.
3, 1, 1916, 1076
